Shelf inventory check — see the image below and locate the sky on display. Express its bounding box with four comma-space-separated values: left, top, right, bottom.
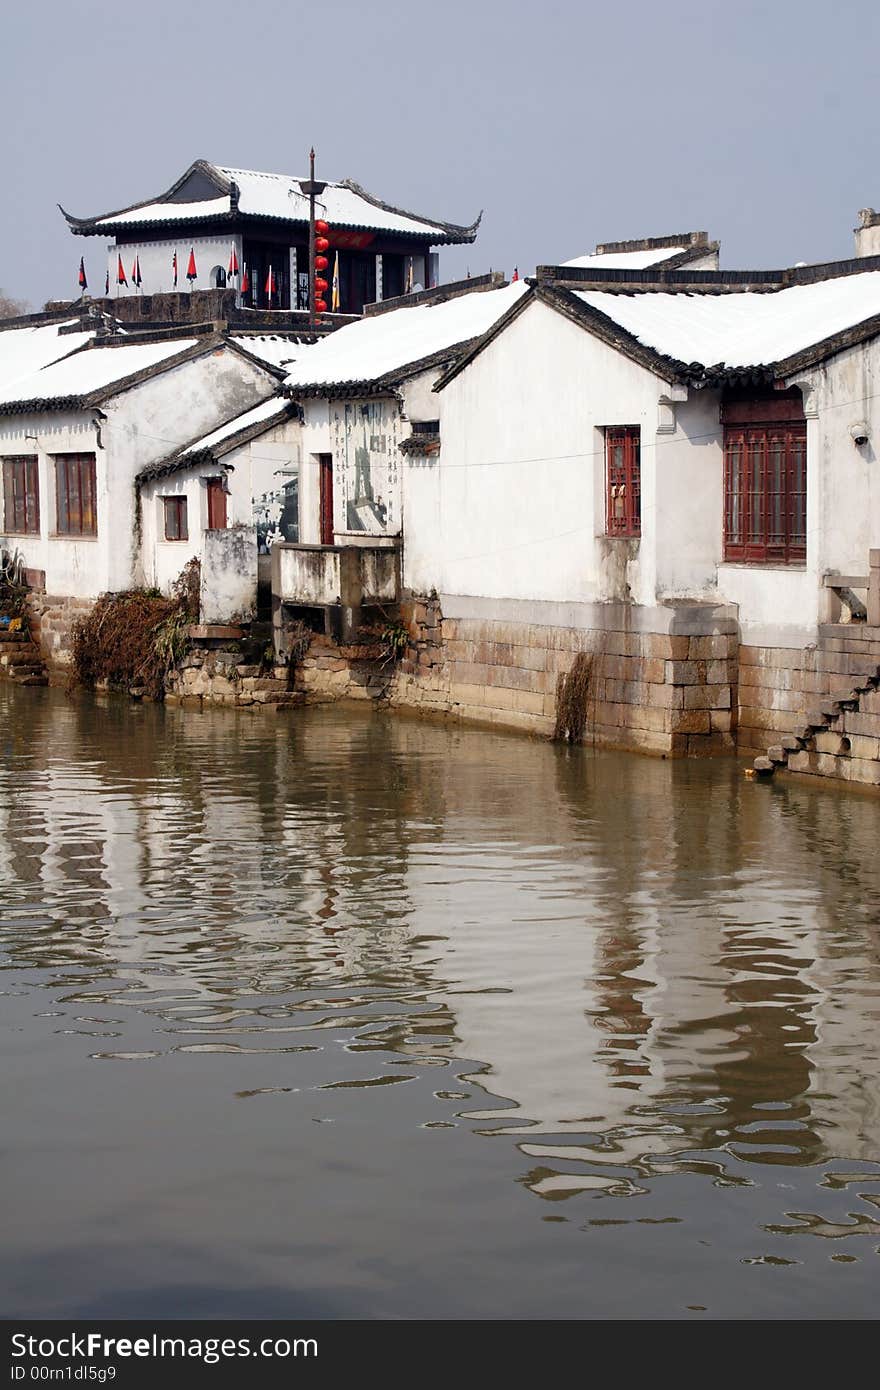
3, 0, 880, 308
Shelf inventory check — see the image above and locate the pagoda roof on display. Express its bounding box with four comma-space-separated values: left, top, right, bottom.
61, 159, 481, 245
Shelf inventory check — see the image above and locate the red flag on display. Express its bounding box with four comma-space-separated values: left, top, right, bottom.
186, 247, 197, 282
172, 249, 178, 288
512, 267, 519, 282
78, 257, 87, 291
117, 254, 128, 287
241, 263, 249, 295
264, 265, 276, 301
228, 245, 239, 277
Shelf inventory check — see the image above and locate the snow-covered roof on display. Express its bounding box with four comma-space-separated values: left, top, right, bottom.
284, 281, 528, 391
0, 338, 199, 409
232, 334, 311, 371
104, 198, 231, 226
137, 394, 296, 482
574, 271, 880, 368
64, 160, 480, 245
179, 395, 292, 457
0, 320, 94, 393
562, 246, 688, 270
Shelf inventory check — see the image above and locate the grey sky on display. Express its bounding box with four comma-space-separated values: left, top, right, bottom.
3, 0, 879, 307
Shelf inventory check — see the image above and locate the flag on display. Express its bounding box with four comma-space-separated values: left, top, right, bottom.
186, 247, 197, 283
331, 251, 340, 313
241, 262, 249, 295
117, 254, 128, 287
512, 266, 519, 282
132, 256, 142, 289
228, 244, 239, 278
172, 249, 178, 288
264, 265, 276, 302
104, 266, 109, 296
78, 257, 87, 292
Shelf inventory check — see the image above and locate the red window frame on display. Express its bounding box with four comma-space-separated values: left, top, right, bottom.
723, 421, 806, 564
606, 427, 641, 538
163, 496, 188, 541
55, 453, 97, 537
2, 456, 40, 534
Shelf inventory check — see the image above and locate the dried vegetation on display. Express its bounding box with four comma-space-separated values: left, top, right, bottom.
553, 650, 594, 743
70, 560, 200, 700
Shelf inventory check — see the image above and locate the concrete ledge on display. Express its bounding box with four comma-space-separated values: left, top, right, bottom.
439, 593, 738, 636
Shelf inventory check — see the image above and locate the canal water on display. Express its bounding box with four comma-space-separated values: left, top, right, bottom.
1, 683, 879, 1320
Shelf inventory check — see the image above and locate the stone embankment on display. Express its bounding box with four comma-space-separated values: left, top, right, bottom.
0, 629, 48, 686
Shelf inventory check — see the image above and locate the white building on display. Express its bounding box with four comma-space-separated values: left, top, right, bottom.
281, 274, 527, 549
422, 261, 880, 645
0, 328, 276, 606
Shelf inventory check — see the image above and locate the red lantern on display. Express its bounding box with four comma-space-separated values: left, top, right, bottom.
315, 255, 329, 271
314, 277, 328, 293
314, 297, 327, 313
315, 236, 329, 253
315, 219, 330, 234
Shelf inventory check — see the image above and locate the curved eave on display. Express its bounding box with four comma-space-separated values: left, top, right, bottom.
63, 207, 478, 243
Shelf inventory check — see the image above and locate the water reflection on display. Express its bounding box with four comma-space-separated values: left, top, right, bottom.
1, 684, 879, 1318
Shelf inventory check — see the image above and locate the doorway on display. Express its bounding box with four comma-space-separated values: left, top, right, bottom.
319, 455, 334, 545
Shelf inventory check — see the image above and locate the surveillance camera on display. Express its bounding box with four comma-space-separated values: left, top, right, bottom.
850, 422, 870, 446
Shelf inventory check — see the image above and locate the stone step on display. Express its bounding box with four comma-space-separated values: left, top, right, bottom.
805, 709, 831, 729
753, 756, 775, 774
0, 646, 40, 666
766, 745, 787, 764
10, 670, 48, 686
781, 735, 803, 751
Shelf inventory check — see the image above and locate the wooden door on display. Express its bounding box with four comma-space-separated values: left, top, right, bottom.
207, 478, 227, 529
319, 454, 334, 545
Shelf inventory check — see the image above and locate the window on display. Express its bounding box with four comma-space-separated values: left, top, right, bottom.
163, 496, 188, 541
2, 456, 40, 534
55, 453, 96, 536
605, 427, 641, 537
723, 395, 806, 563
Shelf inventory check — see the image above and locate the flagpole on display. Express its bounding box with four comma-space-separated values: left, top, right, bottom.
299, 146, 326, 334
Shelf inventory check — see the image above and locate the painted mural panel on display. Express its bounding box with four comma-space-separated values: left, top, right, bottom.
253, 471, 298, 553
331, 399, 403, 535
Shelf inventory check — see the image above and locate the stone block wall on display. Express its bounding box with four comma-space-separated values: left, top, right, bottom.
389, 595, 738, 756
25, 594, 95, 670
738, 626, 880, 753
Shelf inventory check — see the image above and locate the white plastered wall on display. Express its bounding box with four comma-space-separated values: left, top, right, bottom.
404, 295, 724, 607
140, 415, 301, 594
0, 348, 273, 599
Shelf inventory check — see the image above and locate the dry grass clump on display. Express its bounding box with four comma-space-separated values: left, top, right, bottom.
70, 560, 200, 700
553, 650, 593, 743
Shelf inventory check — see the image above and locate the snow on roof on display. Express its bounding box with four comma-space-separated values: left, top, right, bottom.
575, 271, 880, 367
179, 395, 292, 457
90, 164, 468, 238
218, 166, 455, 237
232, 334, 310, 370
98, 197, 229, 227
284, 281, 528, 389
0, 320, 94, 392
0, 338, 199, 406
562, 246, 687, 270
